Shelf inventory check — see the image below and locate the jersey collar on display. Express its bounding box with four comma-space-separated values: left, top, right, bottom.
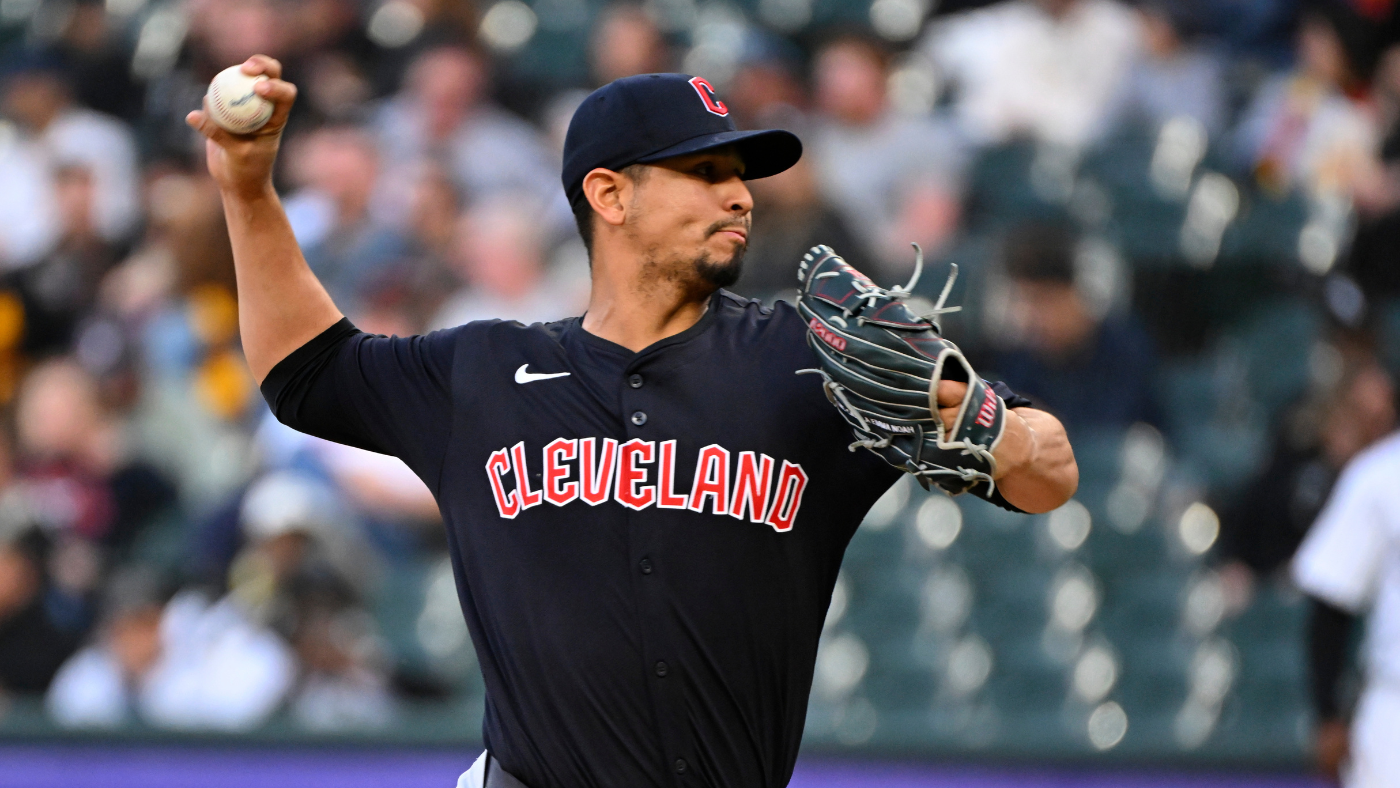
568, 289, 724, 367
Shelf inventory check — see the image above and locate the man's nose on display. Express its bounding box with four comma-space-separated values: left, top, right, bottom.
724, 177, 753, 215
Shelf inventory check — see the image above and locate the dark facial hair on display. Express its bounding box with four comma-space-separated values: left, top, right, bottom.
697, 217, 749, 288
695, 247, 744, 288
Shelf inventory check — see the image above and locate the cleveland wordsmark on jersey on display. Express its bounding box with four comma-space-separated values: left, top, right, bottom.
261, 291, 1027, 788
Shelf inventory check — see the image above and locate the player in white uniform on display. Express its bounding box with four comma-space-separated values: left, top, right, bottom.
1294, 429, 1400, 787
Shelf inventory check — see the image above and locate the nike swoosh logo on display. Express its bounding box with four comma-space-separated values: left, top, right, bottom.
515, 364, 571, 384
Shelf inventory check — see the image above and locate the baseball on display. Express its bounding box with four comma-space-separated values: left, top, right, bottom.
205, 65, 274, 134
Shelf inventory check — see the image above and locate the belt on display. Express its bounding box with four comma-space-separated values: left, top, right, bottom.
483, 754, 532, 788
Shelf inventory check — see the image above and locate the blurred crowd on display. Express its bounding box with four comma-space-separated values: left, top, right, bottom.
0, 0, 1393, 753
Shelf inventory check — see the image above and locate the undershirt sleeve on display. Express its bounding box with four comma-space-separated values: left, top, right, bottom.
1308, 596, 1357, 721
259, 317, 458, 492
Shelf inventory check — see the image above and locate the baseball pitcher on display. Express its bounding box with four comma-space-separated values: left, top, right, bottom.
186, 58, 1078, 788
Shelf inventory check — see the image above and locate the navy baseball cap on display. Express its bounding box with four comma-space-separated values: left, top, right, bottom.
562, 73, 802, 208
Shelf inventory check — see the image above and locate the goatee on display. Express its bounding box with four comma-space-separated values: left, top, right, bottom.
696, 248, 744, 288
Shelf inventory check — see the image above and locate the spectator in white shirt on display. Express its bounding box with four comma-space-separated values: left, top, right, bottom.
923, 0, 1142, 149
0, 131, 58, 269
2, 58, 140, 247
47, 577, 296, 731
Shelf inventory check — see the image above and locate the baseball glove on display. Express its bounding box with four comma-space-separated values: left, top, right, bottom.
795, 244, 1007, 497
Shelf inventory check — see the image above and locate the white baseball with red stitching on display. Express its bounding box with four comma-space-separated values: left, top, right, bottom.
205, 65, 273, 134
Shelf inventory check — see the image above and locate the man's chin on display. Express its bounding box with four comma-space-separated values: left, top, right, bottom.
698, 251, 744, 288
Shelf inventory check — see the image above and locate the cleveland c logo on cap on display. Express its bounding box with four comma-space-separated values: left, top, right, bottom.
689, 76, 729, 117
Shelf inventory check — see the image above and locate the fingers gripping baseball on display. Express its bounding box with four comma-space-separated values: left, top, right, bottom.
244, 54, 283, 80
185, 56, 297, 196
186, 56, 295, 140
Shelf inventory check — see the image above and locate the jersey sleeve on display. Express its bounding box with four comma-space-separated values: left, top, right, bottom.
991, 380, 1034, 410
259, 318, 457, 491
1292, 455, 1390, 613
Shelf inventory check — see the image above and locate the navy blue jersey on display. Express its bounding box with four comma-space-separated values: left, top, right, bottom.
262, 291, 1025, 788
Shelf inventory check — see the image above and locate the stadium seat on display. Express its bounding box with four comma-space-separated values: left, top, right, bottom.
1233, 298, 1322, 418
1219, 190, 1310, 267
963, 142, 1076, 232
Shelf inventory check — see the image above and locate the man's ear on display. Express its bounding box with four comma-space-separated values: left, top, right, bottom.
583, 168, 630, 228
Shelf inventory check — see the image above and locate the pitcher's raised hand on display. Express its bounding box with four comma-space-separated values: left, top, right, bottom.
186, 56, 297, 198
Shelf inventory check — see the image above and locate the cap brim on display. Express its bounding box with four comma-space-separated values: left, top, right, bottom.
635, 128, 802, 180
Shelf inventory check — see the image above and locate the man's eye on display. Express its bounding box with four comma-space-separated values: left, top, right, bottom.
696, 164, 713, 177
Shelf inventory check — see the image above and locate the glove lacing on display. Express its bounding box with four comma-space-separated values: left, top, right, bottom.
797, 244, 998, 496
795, 369, 999, 496
812, 244, 963, 329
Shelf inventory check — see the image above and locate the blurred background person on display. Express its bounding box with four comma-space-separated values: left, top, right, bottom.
1220, 347, 1396, 589
983, 221, 1158, 436
389, 169, 469, 329
431, 196, 587, 329
0, 106, 58, 270
50, 0, 146, 124
724, 33, 808, 132
46, 567, 168, 727
733, 154, 870, 303
1098, 0, 1228, 140
1293, 416, 1400, 786
808, 34, 965, 275
374, 46, 569, 238
588, 3, 672, 87
283, 124, 406, 318
114, 582, 295, 732
8, 161, 123, 358
12, 358, 176, 559
229, 472, 391, 732
1234, 2, 1385, 200
0, 528, 82, 697
2, 53, 140, 248
1344, 39, 1400, 300
923, 0, 1142, 149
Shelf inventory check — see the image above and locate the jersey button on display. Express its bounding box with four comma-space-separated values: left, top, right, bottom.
631, 411, 647, 426
654, 661, 668, 677
628, 374, 644, 389
674, 759, 687, 774
639, 558, 652, 575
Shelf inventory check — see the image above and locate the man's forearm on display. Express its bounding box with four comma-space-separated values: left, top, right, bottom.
222, 185, 342, 383
186, 56, 342, 384
995, 407, 1078, 514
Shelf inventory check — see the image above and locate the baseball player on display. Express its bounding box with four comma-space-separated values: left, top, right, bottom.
186, 57, 1078, 788
1294, 428, 1400, 787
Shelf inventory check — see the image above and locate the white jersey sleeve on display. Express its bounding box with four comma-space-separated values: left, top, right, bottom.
1292, 433, 1400, 613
